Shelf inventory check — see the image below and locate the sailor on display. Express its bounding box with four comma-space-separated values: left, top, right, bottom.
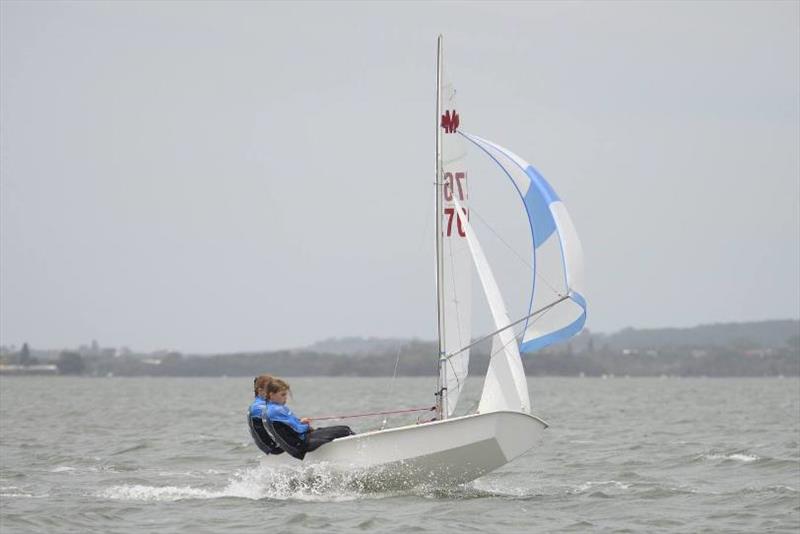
249, 374, 273, 420
265, 378, 354, 453
248, 374, 283, 455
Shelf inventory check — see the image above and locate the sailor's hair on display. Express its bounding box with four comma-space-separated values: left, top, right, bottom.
254, 374, 273, 396
265, 378, 290, 395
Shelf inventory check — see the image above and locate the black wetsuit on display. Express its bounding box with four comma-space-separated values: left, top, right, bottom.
305, 425, 355, 452
255, 399, 354, 456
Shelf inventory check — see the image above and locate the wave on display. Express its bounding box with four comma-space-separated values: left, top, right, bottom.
96, 459, 562, 503
701, 452, 760, 463
93, 450, 800, 504
570, 480, 631, 494
693, 450, 800, 470
98, 461, 417, 503
99, 484, 220, 502
0, 486, 48, 499
49, 463, 137, 474
50, 466, 79, 473
108, 443, 150, 456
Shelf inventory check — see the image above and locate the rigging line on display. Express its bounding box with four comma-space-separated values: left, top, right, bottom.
380, 344, 405, 430
469, 205, 563, 299
444, 233, 466, 404
469, 206, 532, 270
486, 302, 552, 361
488, 298, 560, 361
428, 182, 442, 386
522, 293, 559, 329
440, 295, 570, 362
312, 405, 436, 422
489, 322, 524, 360
446, 348, 464, 405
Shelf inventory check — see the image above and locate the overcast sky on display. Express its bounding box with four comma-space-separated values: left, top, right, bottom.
1, 1, 798, 354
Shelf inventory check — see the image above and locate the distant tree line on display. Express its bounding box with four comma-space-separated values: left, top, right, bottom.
2, 320, 798, 377
39, 342, 799, 378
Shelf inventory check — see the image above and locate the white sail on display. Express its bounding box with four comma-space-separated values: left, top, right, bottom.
451, 197, 530, 414
437, 42, 471, 417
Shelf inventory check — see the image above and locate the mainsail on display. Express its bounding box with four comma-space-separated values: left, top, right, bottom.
436, 39, 471, 417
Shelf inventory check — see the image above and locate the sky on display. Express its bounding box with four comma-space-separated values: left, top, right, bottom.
1, 1, 798, 354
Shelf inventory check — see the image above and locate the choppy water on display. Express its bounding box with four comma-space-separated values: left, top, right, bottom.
1, 376, 798, 533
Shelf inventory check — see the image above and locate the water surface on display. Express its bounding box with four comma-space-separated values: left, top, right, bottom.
1, 376, 798, 533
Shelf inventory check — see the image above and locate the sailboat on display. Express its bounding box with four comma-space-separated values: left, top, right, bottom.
261, 36, 587, 487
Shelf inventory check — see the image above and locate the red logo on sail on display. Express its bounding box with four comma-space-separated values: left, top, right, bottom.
441, 110, 459, 133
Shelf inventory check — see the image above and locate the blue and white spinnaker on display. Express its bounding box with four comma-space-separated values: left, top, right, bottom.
460, 133, 587, 356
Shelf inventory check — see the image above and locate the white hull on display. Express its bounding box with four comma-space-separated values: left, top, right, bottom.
264, 411, 548, 488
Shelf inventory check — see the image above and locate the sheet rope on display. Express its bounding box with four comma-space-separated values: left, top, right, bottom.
311, 405, 436, 421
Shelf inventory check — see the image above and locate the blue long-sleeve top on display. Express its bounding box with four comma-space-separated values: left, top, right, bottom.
249, 396, 266, 419
266, 401, 310, 440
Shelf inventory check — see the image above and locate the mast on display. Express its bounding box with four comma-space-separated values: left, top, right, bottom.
434, 35, 447, 419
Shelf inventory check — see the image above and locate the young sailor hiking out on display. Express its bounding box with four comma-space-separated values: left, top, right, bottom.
248, 374, 283, 455
265, 378, 354, 456
248, 375, 354, 459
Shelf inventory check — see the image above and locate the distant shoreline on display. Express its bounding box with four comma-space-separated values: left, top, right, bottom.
2, 319, 798, 378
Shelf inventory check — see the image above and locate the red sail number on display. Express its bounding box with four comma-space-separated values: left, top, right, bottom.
444, 207, 469, 237
443, 171, 467, 201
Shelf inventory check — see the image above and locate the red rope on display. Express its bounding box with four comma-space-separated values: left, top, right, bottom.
310, 405, 436, 421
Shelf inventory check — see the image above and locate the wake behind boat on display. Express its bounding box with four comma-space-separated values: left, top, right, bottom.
251, 35, 586, 488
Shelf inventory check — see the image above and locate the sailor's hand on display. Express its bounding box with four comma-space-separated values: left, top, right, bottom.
300, 417, 311, 424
